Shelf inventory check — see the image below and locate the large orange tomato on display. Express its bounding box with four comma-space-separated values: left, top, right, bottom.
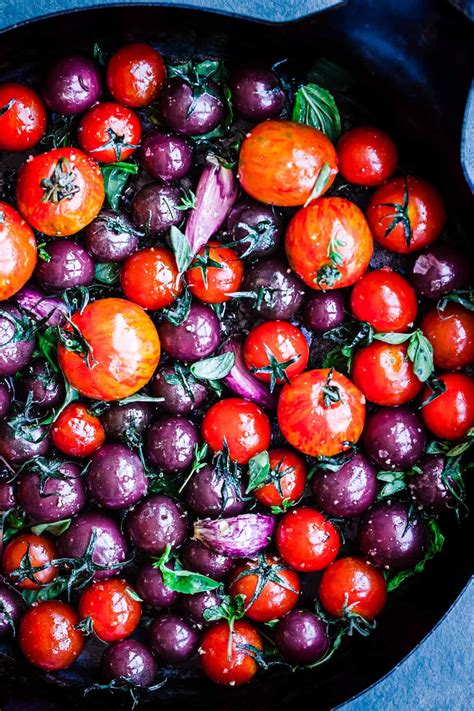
238, 120, 337, 206
16, 147, 104, 237
285, 197, 373, 289
58, 298, 160, 401
277, 368, 366, 456
0, 202, 37, 300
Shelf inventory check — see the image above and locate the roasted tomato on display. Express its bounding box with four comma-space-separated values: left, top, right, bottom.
243, 321, 309, 390
58, 297, 161, 401
106, 43, 166, 108
16, 147, 104, 237
319, 557, 387, 620
121, 247, 182, 310
421, 304, 474, 370
229, 554, 300, 622
276, 507, 340, 572
51, 402, 105, 457
277, 369, 366, 457
337, 126, 398, 187
366, 176, 446, 254
252, 448, 307, 508
186, 242, 244, 304
78, 579, 142, 642
285, 197, 373, 289
202, 397, 271, 464
421, 373, 474, 439
2, 533, 58, 590
19, 601, 84, 671
78, 101, 142, 163
199, 620, 263, 686
0, 202, 37, 300
350, 268, 418, 332
0, 83, 47, 151
352, 341, 423, 406
238, 120, 337, 207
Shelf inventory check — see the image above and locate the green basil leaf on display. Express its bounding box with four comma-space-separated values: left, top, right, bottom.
21, 577, 68, 604
386, 518, 445, 591
246, 450, 271, 493
169, 225, 192, 274
36, 326, 59, 372
190, 352, 235, 381
94, 262, 120, 285
31, 518, 72, 537
101, 161, 138, 211
407, 331, 434, 382
163, 287, 192, 326
373, 332, 412, 345
125, 587, 143, 602
154, 545, 220, 594
304, 162, 331, 206
291, 83, 341, 143
203, 593, 246, 623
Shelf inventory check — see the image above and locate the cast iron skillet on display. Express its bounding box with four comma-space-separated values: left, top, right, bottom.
0, 2, 472, 708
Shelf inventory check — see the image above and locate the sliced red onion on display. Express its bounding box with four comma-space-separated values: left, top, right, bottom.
194, 513, 275, 558
185, 158, 238, 256
220, 335, 275, 409
14, 286, 67, 326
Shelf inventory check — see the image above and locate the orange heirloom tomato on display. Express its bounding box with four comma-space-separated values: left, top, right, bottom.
350, 268, 418, 333
2, 533, 58, 590
186, 242, 244, 304
366, 176, 446, 254
352, 341, 423, 406
277, 368, 366, 457
121, 247, 182, 310
0, 202, 37, 300
319, 557, 387, 620
420, 304, 474, 371
285, 197, 373, 290
199, 620, 263, 686
106, 43, 166, 108
16, 147, 104, 237
51, 402, 105, 458
238, 120, 337, 207
58, 297, 161, 401
421, 373, 474, 440
0, 83, 47, 151
78, 101, 142, 163
19, 601, 84, 671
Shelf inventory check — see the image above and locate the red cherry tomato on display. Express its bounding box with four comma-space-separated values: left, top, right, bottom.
352, 341, 423, 406
229, 554, 300, 622
253, 448, 307, 508
199, 620, 263, 686
2, 533, 58, 590
106, 43, 166, 108
285, 197, 373, 289
78, 101, 142, 163
0, 202, 37, 300
319, 557, 387, 620
78, 579, 142, 642
57, 298, 161, 401
0, 83, 47, 151
366, 176, 446, 254
276, 507, 340, 572
202, 397, 271, 464
238, 120, 338, 207
421, 373, 474, 440
350, 268, 418, 332
51, 402, 105, 458
19, 601, 84, 671
121, 247, 182, 310
186, 242, 244, 304
421, 304, 474, 371
243, 321, 309, 390
277, 369, 366, 457
16, 147, 105, 237
337, 126, 398, 187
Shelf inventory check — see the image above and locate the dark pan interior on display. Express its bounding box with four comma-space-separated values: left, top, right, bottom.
0, 2, 473, 709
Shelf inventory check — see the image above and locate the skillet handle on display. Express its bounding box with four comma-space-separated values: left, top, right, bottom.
462, 82, 474, 193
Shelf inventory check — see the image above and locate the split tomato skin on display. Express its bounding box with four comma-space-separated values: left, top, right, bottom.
78, 101, 142, 163
319, 556, 387, 620
58, 298, 161, 401
254, 448, 307, 507
51, 402, 105, 458
420, 304, 474, 371
2, 533, 58, 590
366, 176, 446, 254
350, 268, 418, 332
78, 579, 142, 642
277, 369, 366, 457
0, 83, 47, 151
285, 197, 373, 290
276, 507, 340, 572
352, 341, 423, 406
19, 601, 84, 671
243, 320, 309, 386
0, 202, 37, 300
16, 147, 105, 237
337, 126, 398, 187
421, 373, 474, 440
106, 43, 166, 108
238, 119, 337, 207
199, 619, 263, 686
186, 242, 244, 304
201, 397, 271, 464
121, 247, 182, 310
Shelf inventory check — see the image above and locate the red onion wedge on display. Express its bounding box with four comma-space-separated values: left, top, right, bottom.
14, 286, 67, 326
220, 335, 275, 409
194, 513, 275, 558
